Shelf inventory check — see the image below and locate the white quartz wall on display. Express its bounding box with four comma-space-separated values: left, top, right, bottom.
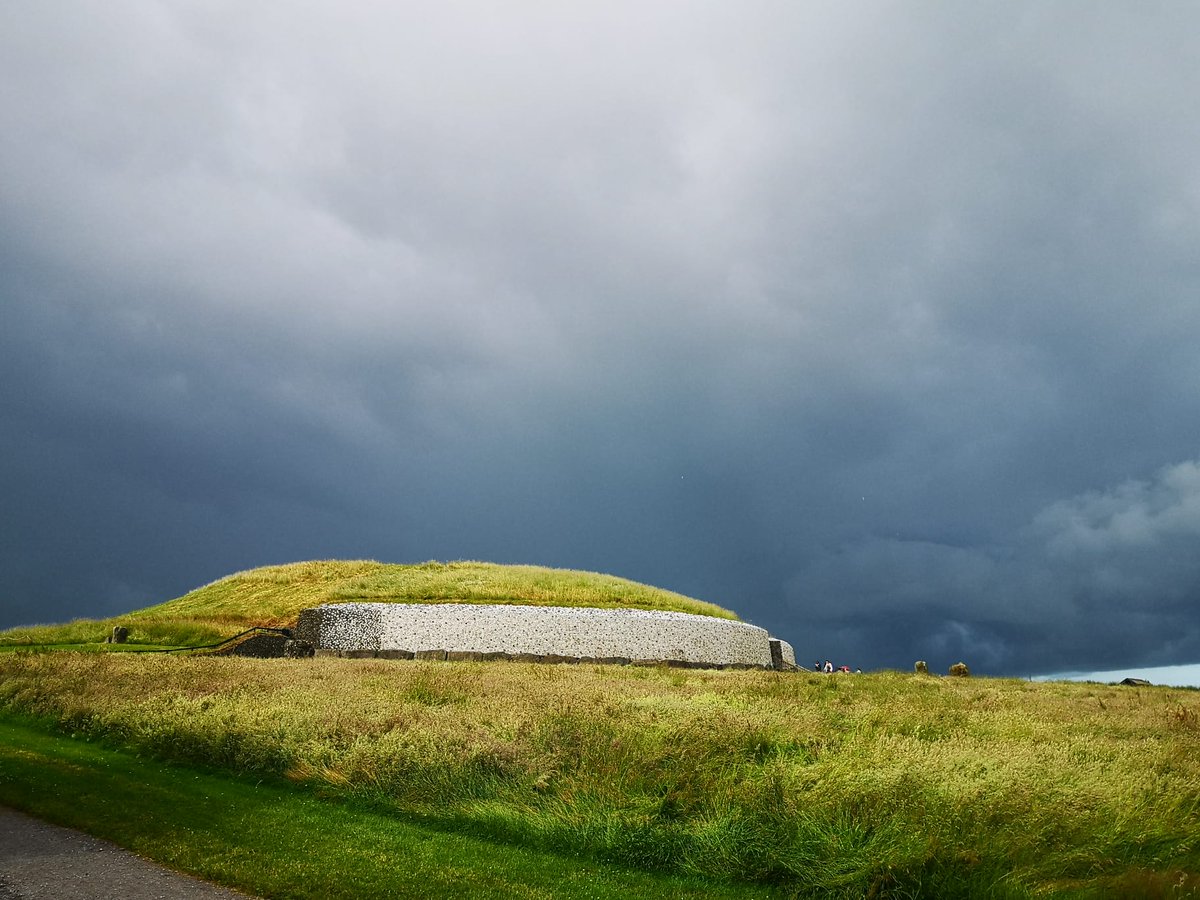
298, 602, 781, 667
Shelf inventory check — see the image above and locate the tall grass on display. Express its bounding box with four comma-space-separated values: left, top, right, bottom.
1, 653, 1196, 897
0, 719, 768, 900
0, 617, 227, 648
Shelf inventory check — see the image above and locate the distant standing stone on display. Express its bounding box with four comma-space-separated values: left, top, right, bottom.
111, 626, 128, 644
914, 660, 929, 675
948, 661, 970, 677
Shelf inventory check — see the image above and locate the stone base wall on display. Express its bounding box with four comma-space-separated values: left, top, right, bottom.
297, 603, 796, 670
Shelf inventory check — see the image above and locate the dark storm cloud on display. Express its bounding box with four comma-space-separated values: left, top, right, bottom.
788, 459, 1200, 674
3, 3, 1200, 676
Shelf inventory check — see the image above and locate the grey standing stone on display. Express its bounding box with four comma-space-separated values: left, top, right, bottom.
769, 639, 784, 670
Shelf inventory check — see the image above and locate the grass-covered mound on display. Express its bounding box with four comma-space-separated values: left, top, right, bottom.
1, 655, 1197, 897
0, 560, 737, 649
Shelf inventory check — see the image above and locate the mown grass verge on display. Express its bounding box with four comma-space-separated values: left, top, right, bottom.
0, 715, 769, 899
2, 652, 1198, 897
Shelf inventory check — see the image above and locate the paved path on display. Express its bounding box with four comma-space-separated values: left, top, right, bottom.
0, 807, 256, 899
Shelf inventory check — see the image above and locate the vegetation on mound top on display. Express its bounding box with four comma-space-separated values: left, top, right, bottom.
0, 560, 737, 648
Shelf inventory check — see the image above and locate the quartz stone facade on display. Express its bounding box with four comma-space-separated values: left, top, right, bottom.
296, 602, 796, 670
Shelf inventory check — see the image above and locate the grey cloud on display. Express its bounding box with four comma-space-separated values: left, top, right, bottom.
1032, 460, 1200, 558
787, 459, 1200, 672
2, 3, 1200, 677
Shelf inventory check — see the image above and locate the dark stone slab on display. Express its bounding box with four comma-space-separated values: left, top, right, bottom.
414, 649, 447, 661
229, 634, 288, 658
284, 639, 315, 659
378, 649, 415, 660
295, 608, 324, 645
769, 639, 784, 670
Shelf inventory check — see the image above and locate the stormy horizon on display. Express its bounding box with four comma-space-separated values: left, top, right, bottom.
3, 3, 1200, 681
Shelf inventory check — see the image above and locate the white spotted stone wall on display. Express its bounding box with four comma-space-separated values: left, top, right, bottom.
297, 603, 789, 668
301, 603, 383, 650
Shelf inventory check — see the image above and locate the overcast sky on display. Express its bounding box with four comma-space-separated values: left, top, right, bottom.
3, 2, 1199, 677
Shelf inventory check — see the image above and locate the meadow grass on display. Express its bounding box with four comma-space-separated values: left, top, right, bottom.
1, 652, 1197, 897
0, 716, 769, 899
0, 560, 736, 647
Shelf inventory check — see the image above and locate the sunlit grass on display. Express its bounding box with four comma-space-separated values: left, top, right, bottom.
0, 717, 767, 899
0, 560, 736, 647
1, 652, 1196, 897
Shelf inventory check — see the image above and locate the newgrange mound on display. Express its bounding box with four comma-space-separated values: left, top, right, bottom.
3, 561, 794, 669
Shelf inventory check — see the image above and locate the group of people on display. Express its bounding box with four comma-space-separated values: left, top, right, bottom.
814, 660, 859, 674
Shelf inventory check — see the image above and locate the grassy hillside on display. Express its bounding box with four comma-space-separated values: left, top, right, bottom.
1, 653, 1197, 897
0, 560, 737, 648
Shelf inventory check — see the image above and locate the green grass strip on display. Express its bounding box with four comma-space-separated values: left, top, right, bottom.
0, 716, 774, 899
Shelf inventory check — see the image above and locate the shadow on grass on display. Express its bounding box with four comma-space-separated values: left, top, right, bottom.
0, 715, 775, 900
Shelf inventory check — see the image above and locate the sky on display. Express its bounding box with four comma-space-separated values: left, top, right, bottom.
1038, 664, 1200, 690
2, 3, 1199, 680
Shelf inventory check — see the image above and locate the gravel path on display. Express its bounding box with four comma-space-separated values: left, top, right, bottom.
0, 807, 256, 899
